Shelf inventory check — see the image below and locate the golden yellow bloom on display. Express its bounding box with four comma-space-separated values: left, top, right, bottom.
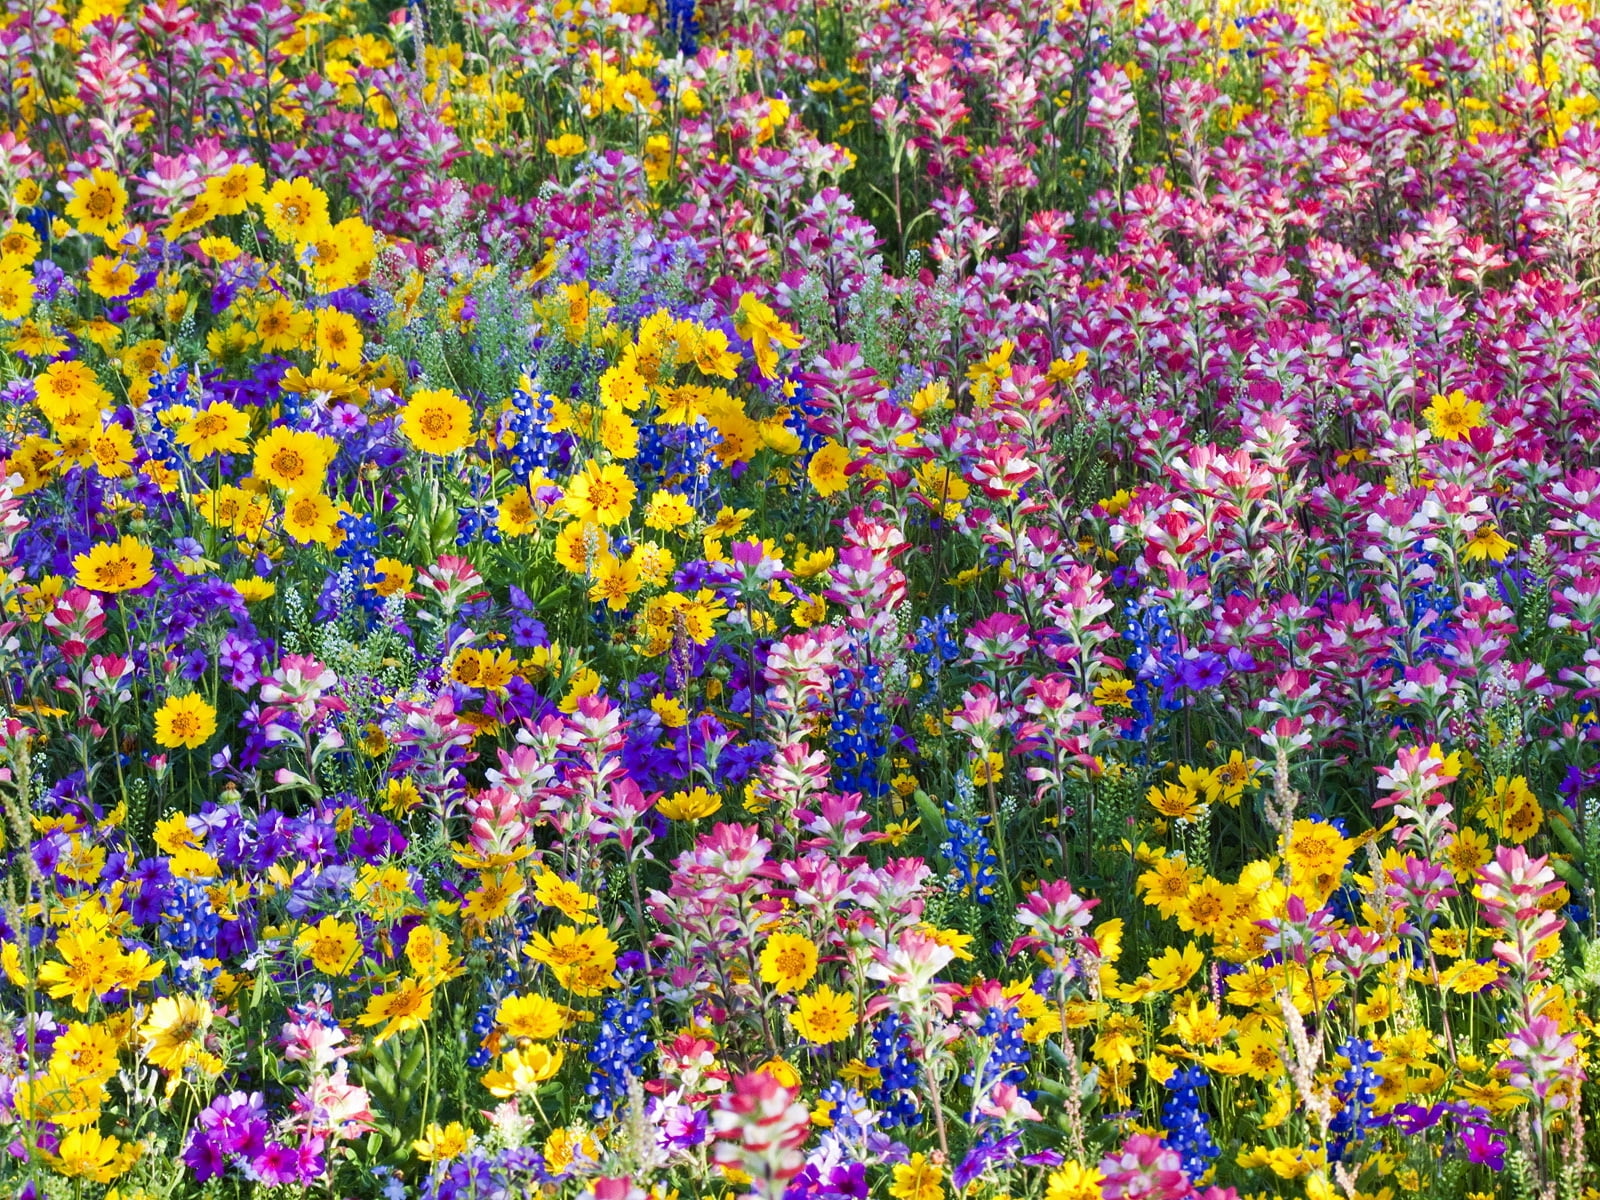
889, 1153, 944, 1200
139, 994, 215, 1074
73, 536, 155, 594
295, 916, 361, 975
759, 931, 818, 993
254, 425, 333, 493
262, 176, 330, 242
153, 693, 217, 750
564, 461, 637, 527
65, 169, 128, 239
658, 786, 720, 821
789, 984, 856, 1045
413, 1122, 474, 1163
496, 992, 568, 1041
807, 440, 851, 496
357, 977, 435, 1044
175, 402, 251, 459
401, 388, 474, 454
482, 1044, 565, 1096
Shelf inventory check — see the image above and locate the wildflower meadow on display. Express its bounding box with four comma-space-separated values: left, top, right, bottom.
5, 0, 1600, 1197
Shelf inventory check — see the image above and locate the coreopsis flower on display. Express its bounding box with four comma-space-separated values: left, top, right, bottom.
758, 931, 819, 992
253, 426, 334, 493
174, 401, 252, 458
64, 168, 129, 239
153, 693, 218, 749
807, 440, 851, 496
47, 1127, 139, 1183
413, 1121, 475, 1162
565, 461, 637, 526
357, 977, 435, 1043
496, 992, 569, 1041
262, 176, 330, 242
401, 387, 474, 454
72, 535, 155, 593
890, 1153, 945, 1200
1423, 389, 1486, 440
295, 917, 361, 975
659, 786, 721, 821
734, 293, 803, 379
140, 994, 218, 1074
789, 984, 856, 1044
482, 1044, 565, 1096
281, 491, 341, 545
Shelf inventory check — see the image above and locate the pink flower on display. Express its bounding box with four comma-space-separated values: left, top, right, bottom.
711, 1072, 810, 1199
1099, 1133, 1190, 1200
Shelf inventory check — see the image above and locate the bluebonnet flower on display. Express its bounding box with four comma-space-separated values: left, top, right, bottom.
586, 986, 655, 1117
831, 664, 889, 801
866, 1015, 923, 1128
1160, 1066, 1218, 1180
942, 771, 996, 903
1329, 1039, 1381, 1162
912, 607, 963, 680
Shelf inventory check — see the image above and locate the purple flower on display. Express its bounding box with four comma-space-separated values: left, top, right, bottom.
1461, 1122, 1506, 1171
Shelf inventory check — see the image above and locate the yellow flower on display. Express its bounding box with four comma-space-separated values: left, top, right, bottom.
357, 977, 435, 1044
401, 388, 474, 454
254, 425, 333, 493
588, 553, 641, 609
1462, 524, 1514, 563
73, 536, 155, 594
0, 262, 33, 320
496, 992, 569, 1041
789, 983, 856, 1045
282, 490, 341, 545
564, 461, 637, 527
262, 176, 330, 242
153, 694, 217, 750
532, 871, 599, 924
734, 292, 802, 379
807, 440, 851, 497
1423, 389, 1486, 441
370, 557, 414, 597
759, 931, 818, 993
462, 867, 523, 922
1045, 1161, 1104, 1200
546, 132, 587, 157
234, 577, 276, 603
202, 163, 267, 216
889, 1153, 944, 1200
658, 786, 720, 821
86, 254, 137, 299
314, 308, 363, 369
174, 402, 251, 459
295, 916, 361, 975
85, 422, 134, 478
36, 360, 111, 431
650, 694, 688, 727
65, 168, 129, 239
50, 1022, 120, 1084
48, 1127, 138, 1183
643, 489, 695, 530
482, 1044, 565, 1096
255, 296, 312, 352
523, 924, 619, 994
139, 994, 215, 1074
1444, 826, 1491, 882
413, 1121, 474, 1163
